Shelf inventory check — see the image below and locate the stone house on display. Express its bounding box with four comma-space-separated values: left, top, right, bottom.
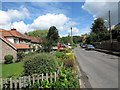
0, 29, 40, 63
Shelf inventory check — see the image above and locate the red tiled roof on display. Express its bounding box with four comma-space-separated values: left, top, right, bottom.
28, 36, 39, 43
80, 35, 86, 38
0, 29, 40, 43
0, 29, 40, 50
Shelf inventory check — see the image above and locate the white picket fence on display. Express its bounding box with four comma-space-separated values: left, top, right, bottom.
0, 71, 60, 89
0, 63, 63, 89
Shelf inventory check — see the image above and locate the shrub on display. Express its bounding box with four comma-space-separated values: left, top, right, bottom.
117, 35, 120, 42
4, 55, 13, 64
23, 53, 58, 75
54, 52, 66, 60
62, 48, 71, 53
64, 53, 75, 68
64, 59, 74, 68
17, 52, 25, 61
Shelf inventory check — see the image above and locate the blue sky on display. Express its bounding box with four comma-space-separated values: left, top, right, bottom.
0, 1, 118, 37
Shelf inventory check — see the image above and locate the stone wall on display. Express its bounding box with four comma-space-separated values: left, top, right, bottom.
0, 39, 17, 63
95, 41, 120, 52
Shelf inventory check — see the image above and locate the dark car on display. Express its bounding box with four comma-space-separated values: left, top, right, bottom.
86, 44, 95, 50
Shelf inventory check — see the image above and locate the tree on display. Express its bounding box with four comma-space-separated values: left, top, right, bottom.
91, 17, 107, 34
28, 30, 48, 39
46, 26, 59, 42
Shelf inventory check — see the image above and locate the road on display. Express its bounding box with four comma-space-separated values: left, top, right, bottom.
73, 45, 119, 88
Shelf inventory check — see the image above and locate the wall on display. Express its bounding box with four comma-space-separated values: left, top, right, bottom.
95, 41, 120, 52
0, 39, 17, 63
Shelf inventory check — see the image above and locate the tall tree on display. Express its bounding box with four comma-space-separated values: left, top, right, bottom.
46, 26, 59, 42
91, 17, 107, 34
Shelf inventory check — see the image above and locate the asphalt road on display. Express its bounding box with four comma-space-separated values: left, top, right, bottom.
73, 45, 119, 88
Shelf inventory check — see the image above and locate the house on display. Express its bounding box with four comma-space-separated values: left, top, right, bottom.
0, 28, 40, 63
80, 34, 87, 39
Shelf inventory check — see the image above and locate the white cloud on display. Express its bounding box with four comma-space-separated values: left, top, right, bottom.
29, 13, 70, 31
12, 21, 29, 33
0, 7, 78, 36
82, 1, 118, 25
0, 6, 29, 25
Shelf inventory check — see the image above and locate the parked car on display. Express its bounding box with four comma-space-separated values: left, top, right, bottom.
86, 44, 95, 50
81, 44, 86, 48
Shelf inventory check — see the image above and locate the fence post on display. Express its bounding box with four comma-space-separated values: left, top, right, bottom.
46, 73, 48, 84
50, 73, 52, 83
42, 73, 44, 81
10, 78, 12, 88
23, 76, 26, 88
55, 72, 56, 82
1, 78, 3, 89
19, 77, 22, 89
5, 78, 8, 89
37, 75, 39, 84
33, 75, 35, 84
14, 77, 17, 89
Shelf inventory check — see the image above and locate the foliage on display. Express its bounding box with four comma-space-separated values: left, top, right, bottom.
33, 46, 36, 51
91, 17, 107, 33
30, 67, 79, 89
83, 18, 111, 44
41, 38, 52, 52
59, 36, 71, 45
64, 59, 74, 68
4, 55, 13, 64
2, 62, 24, 78
23, 53, 58, 75
73, 36, 81, 44
64, 53, 75, 68
28, 30, 48, 39
62, 48, 71, 53
117, 35, 120, 42
17, 52, 25, 61
54, 51, 66, 60
72, 43, 77, 49
46, 26, 59, 42
112, 25, 120, 39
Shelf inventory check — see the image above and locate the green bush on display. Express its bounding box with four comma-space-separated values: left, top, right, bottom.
4, 55, 13, 64
62, 48, 71, 53
117, 35, 120, 42
23, 53, 58, 75
17, 52, 25, 61
54, 51, 66, 60
30, 67, 80, 89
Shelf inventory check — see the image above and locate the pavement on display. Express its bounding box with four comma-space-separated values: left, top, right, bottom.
73, 45, 119, 88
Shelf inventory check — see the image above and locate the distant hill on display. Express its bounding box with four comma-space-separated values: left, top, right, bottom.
28, 30, 48, 39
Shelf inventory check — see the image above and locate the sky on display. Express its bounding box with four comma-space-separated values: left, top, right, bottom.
0, 0, 119, 37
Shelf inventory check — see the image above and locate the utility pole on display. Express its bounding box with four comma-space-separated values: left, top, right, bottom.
71, 27, 73, 48
109, 10, 112, 52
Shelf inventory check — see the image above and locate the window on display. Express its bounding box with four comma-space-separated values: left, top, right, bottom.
14, 39, 18, 44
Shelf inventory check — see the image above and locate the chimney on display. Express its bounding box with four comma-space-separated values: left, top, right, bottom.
24, 32, 28, 35
11, 28, 16, 31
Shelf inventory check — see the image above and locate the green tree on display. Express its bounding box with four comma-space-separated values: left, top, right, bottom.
91, 17, 107, 34
28, 30, 48, 39
46, 26, 59, 42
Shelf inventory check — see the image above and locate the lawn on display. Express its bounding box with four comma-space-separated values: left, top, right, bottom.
2, 62, 24, 78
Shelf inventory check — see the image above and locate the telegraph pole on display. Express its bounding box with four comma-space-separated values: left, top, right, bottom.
71, 27, 73, 48
109, 10, 112, 52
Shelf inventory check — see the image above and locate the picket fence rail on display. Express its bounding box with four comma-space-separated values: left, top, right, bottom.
0, 63, 63, 89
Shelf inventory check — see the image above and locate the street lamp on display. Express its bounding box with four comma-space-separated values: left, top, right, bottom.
71, 27, 73, 48
104, 10, 112, 52
109, 10, 112, 52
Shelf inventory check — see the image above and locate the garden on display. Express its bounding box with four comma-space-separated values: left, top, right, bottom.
1, 47, 80, 89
